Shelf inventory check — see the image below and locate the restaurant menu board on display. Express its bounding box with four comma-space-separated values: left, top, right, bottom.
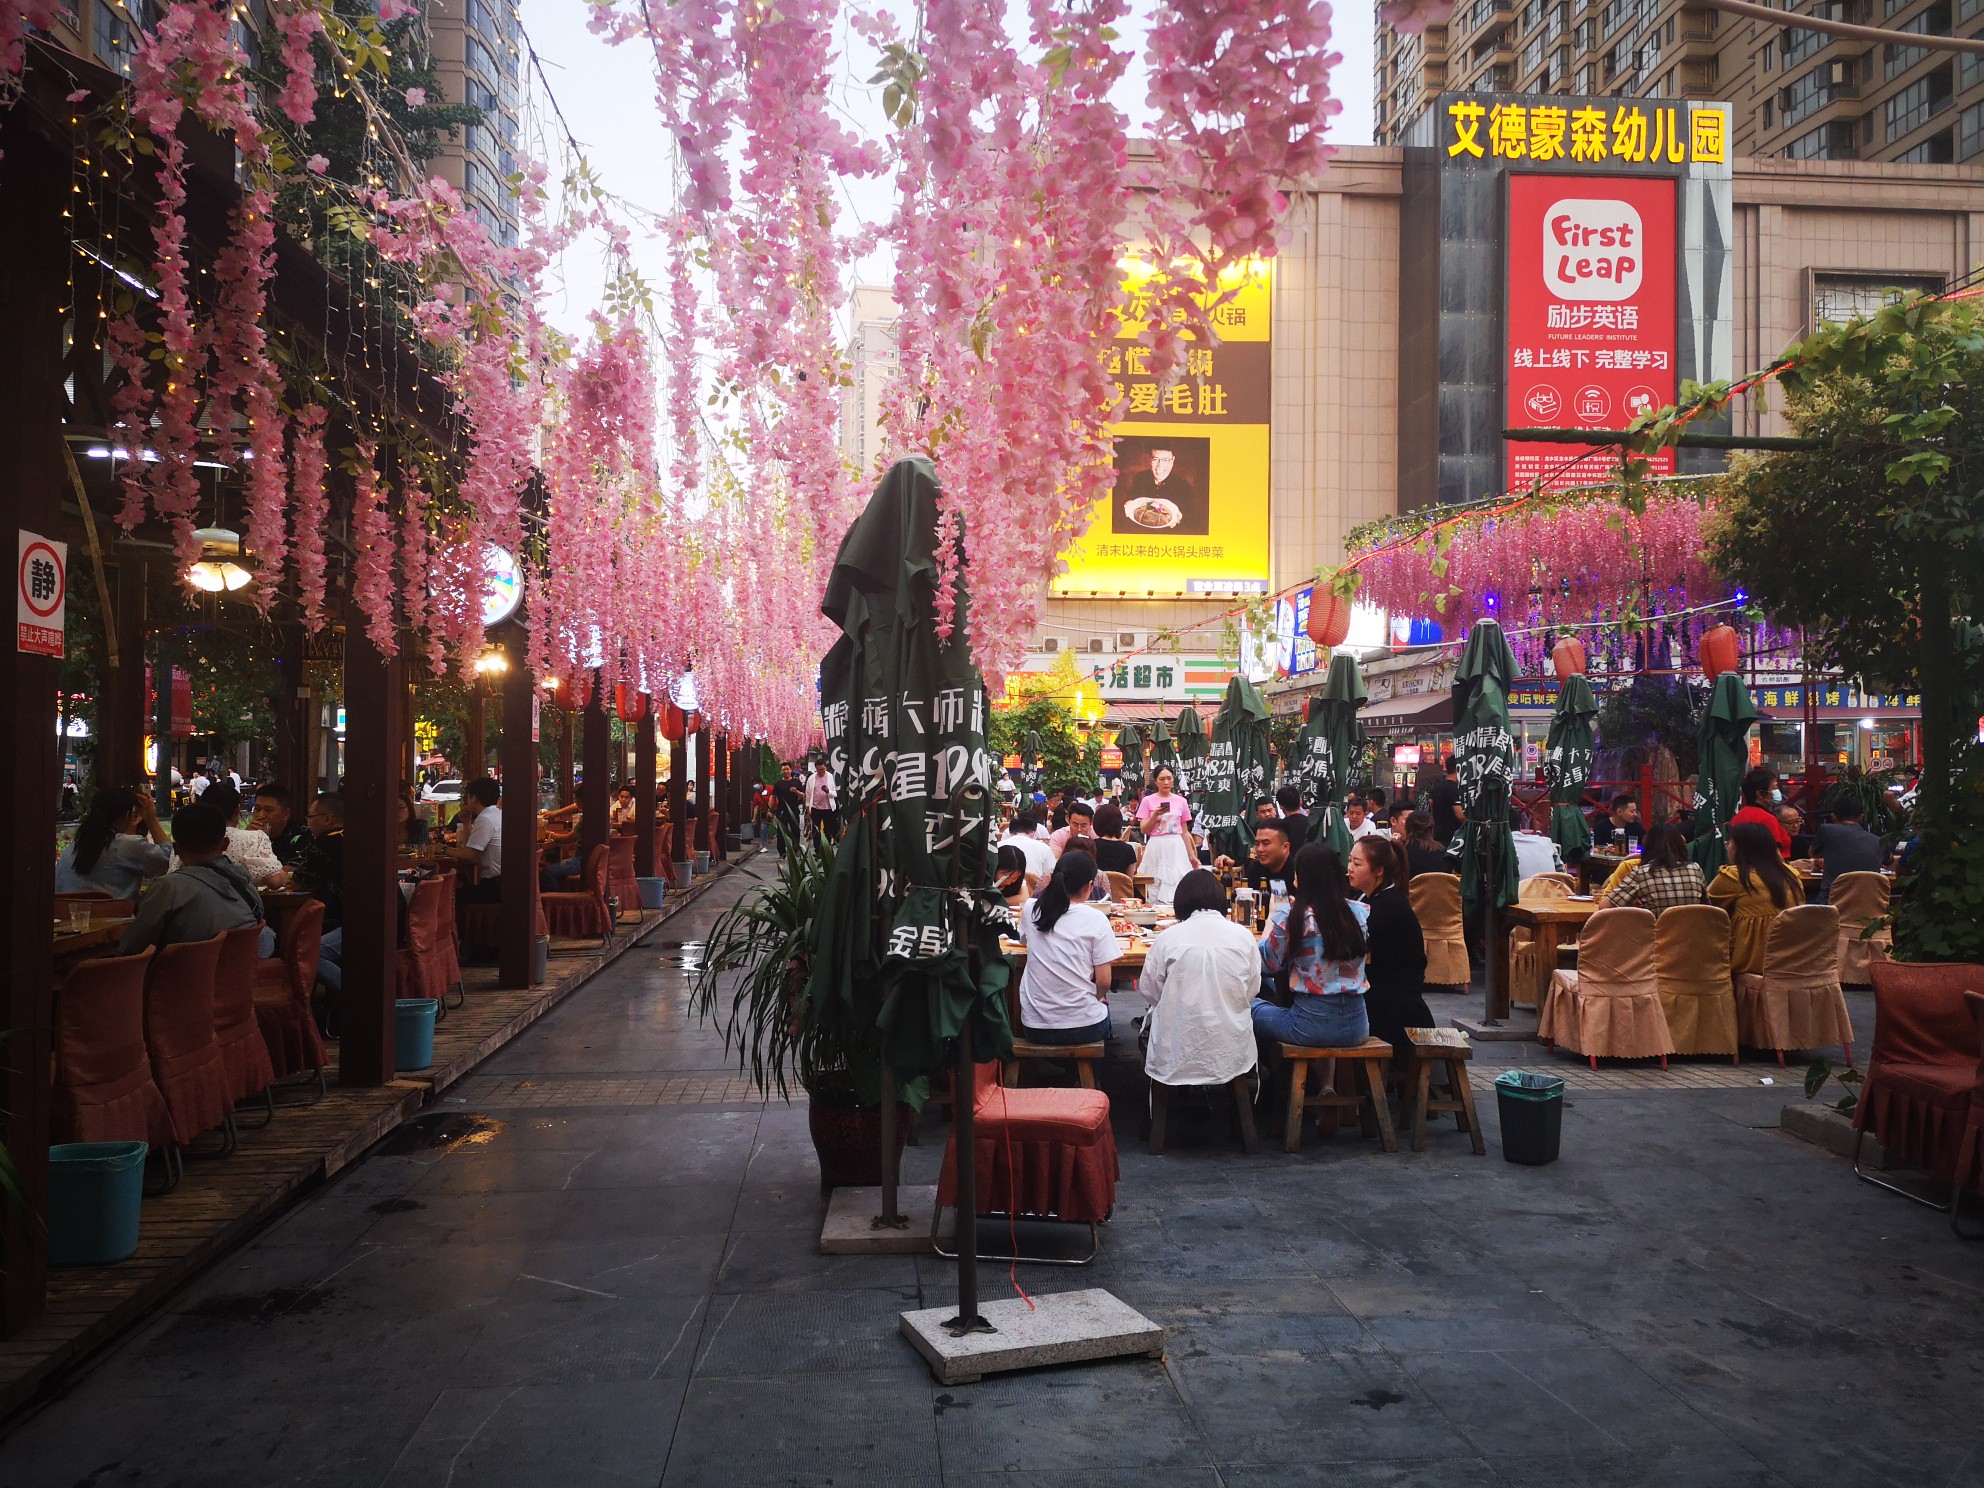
1505, 173, 1676, 493
1053, 259, 1271, 599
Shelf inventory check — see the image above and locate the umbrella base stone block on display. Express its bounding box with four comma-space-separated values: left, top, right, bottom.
1452, 1011, 1540, 1042
899, 1289, 1164, 1385
820, 1185, 939, 1254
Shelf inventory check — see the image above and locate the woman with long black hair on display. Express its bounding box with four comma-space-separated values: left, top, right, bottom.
1016, 849, 1120, 1045
1708, 820, 1803, 976
1348, 836, 1431, 1064
1252, 842, 1371, 1049
55, 785, 171, 899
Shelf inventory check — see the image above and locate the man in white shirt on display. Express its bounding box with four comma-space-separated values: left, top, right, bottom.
998, 811, 1055, 881
1345, 797, 1382, 840
449, 778, 505, 918
186, 768, 211, 800
806, 760, 838, 843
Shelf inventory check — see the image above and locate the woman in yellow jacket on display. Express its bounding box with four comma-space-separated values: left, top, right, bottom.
1706, 821, 1803, 976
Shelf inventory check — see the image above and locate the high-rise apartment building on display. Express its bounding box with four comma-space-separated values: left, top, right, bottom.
1375, 0, 1984, 163
427, 0, 523, 248
839, 286, 900, 479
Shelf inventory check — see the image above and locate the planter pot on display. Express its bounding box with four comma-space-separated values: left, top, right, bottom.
807, 1093, 916, 1194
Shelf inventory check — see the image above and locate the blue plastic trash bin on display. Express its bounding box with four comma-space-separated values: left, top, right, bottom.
637, 876, 667, 910
47, 1141, 147, 1265
396, 997, 439, 1071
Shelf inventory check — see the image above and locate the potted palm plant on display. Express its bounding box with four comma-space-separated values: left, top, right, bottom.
690, 823, 909, 1192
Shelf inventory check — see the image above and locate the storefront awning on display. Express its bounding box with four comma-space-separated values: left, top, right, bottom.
1363, 692, 1452, 734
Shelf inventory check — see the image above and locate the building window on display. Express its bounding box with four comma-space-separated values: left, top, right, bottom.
466, 34, 498, 81
1763, 98, 1774, 128
1895, 127, 1955, 160
1960, 99, 1984, 157
1779, 20, 1827, 68
1576, 63, 1594, 90
1784, 118, 1858, 156
1813, 273, 1943, 324
1885, 2, 1949, 76
1780, 61, 1854, 127
1886, 62, 1954, 137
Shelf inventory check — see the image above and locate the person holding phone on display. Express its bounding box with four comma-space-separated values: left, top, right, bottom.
1136, 765, 1197, 906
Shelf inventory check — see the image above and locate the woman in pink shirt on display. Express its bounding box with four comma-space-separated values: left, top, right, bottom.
1136, 766, 1197, 905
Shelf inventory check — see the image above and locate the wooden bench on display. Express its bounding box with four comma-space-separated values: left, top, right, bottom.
1006, 1040, 1104, 1090
1277, 1037, 1398, 1153
1147, 1075, 1258, 1155
1405, 1027, 1485, 1155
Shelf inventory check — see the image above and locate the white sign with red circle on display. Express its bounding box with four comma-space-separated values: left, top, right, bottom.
17, 530, 66, 659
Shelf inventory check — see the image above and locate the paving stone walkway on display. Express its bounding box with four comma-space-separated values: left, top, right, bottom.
4, 870, 1982, 1487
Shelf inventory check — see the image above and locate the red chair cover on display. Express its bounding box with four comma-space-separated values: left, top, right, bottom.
1955, 992, 1984, 1194
607, 834, 639, 916
214, 925, 276, 1105
1855, 961, 1984, 1185
461, 891, 550, 948
144, 932, 234, 1144
544, 844, 612, 939
430, 865, 462, 995
396, 878, 451, 1001
52, 947, 172, 1148
936, 1061, 1118, 1223
256, 899, 327, 1081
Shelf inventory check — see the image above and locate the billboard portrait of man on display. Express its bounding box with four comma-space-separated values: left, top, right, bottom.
1111, 435, 1210, 536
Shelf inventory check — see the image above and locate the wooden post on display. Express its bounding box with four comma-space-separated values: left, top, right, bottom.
634, 711, 657, 877
710, 734, 728, 861
340, 629, 403, 1086
498, 627, 537, 989
668, 731, 690, 880
100, 558, 149, 790
694, 725, 712, 860
466, 690, 486, 780
581, 676, 610, 868
268, 626, 306, 792
403, 677, 418, 798
558, 707, 575, 805
0, 134, 69, 1336
153, 633, 176, 807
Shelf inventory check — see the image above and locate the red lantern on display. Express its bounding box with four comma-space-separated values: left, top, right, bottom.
1307, 589, 1352, 649
660, 702, 686, 742
1699, 624, 1740, 680
1551, 635, 1587, 680
613, 683, 633, 719
626, 689, 648, 722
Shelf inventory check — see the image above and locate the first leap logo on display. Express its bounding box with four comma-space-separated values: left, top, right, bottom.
1543, 198, 1643, 302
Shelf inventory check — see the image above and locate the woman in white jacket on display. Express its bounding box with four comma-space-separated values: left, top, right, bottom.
1141, 869, 1260, 1089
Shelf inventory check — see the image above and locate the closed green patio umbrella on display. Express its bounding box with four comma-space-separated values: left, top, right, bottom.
1173, 703, 1208, 810
1019, 728, 1046, 800
1202, 675, 1271, 859
1543, 674, 1599, 862
1114, 725, 1146, 799
1689, 672, 1759, 875
1297, 654, 1368, 853
1147, 717, 1175, 786
1451, 620, 1521, 1020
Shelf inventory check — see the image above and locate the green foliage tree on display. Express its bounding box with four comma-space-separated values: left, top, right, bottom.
1594, 675, 1701, 778
987, 655, 1100, 795
1708, 294, 1984, 960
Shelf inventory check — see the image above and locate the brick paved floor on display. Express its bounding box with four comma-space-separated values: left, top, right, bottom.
4, 874, 1979, 1487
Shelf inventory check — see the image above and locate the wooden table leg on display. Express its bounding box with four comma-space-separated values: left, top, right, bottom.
1283, 1058, 1309, 1153
1410, 1060, 1433, 1153
1231, 1075, 1258, 1155
1362, 1059, 1399, 1152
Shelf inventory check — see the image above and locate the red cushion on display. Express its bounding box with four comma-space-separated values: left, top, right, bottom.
970, 1086, 1112, 1147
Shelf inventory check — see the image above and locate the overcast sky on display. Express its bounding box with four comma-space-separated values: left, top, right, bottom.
518, 0, 1378, 339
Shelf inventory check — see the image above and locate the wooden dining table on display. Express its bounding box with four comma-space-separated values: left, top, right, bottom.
1494, 897, 1601, 1014
52, 918, 130, 961
1001, 937, 1151, 975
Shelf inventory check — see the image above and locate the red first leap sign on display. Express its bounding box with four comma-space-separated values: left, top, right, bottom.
17, 529, 66, 659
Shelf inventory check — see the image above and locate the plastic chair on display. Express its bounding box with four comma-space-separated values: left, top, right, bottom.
1539, 906, 1673, 1069
1830, 871, 1892, 987
607, 833, 640, 920
1735, 904, 1855, 1068
144, 932, 237, 1154
1408, 872, 1470, 987
544, 844, 612, 941
1654, 904, 1739, 1060
1852, 961, 1984, 1204
52, 947, 177, 1188
933, 1060, 1118, 1264
213, 924, 277, 1122
255, 899, 328, 1101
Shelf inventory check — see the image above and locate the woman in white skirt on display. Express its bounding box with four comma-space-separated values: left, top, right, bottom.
1135, 765, 1198, 905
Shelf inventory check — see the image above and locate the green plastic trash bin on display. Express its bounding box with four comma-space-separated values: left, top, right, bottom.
396, 997, 439, 1071
1494, 1070, 1565, 1166
48, 1141, 147, 1265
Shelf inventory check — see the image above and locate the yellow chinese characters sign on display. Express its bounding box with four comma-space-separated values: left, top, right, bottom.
1447, 98, 1727, 167
1053, 258, 1272, 598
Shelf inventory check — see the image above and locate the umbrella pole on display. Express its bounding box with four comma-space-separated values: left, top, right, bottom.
873, 1060, 906, 1230
1482, 828, 1506, 1025
944, 1026, 992, 1336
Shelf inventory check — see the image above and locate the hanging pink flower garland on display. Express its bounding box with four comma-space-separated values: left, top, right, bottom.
349, 440, 398, 658
289, 406, 330, 632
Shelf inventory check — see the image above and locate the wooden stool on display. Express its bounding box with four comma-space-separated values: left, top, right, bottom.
1278, 1038, 1398, 1153
1007, 1040, 1103, 1090
1405, 1027, 1485, 1155
1147, 1076, 1258, 1155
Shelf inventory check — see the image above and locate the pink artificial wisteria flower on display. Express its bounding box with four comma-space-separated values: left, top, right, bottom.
306, 153, 328, 174
403, 87, 426, 107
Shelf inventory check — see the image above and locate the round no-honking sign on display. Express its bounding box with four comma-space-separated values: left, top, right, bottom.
17, 530, 67, 659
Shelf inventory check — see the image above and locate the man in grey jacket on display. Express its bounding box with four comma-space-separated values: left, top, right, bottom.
118, 802, 265, 957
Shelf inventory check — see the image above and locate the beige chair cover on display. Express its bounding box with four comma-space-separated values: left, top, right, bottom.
1736, 904, 1854, 1053
1520, 875, 1576, 898
1830, 871, 1891, 987
1105, 871, 1136, 903
1539, 907, 1672, 1059
1506, 878, 1569, 1009
1410, 873, 1470, 986
1654, 904, 1738, 1056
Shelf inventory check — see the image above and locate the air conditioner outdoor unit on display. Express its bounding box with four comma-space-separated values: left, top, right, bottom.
1040, 636, 1060, 654
1117, 630, 1144, 650
1087, 637, 1107, 654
